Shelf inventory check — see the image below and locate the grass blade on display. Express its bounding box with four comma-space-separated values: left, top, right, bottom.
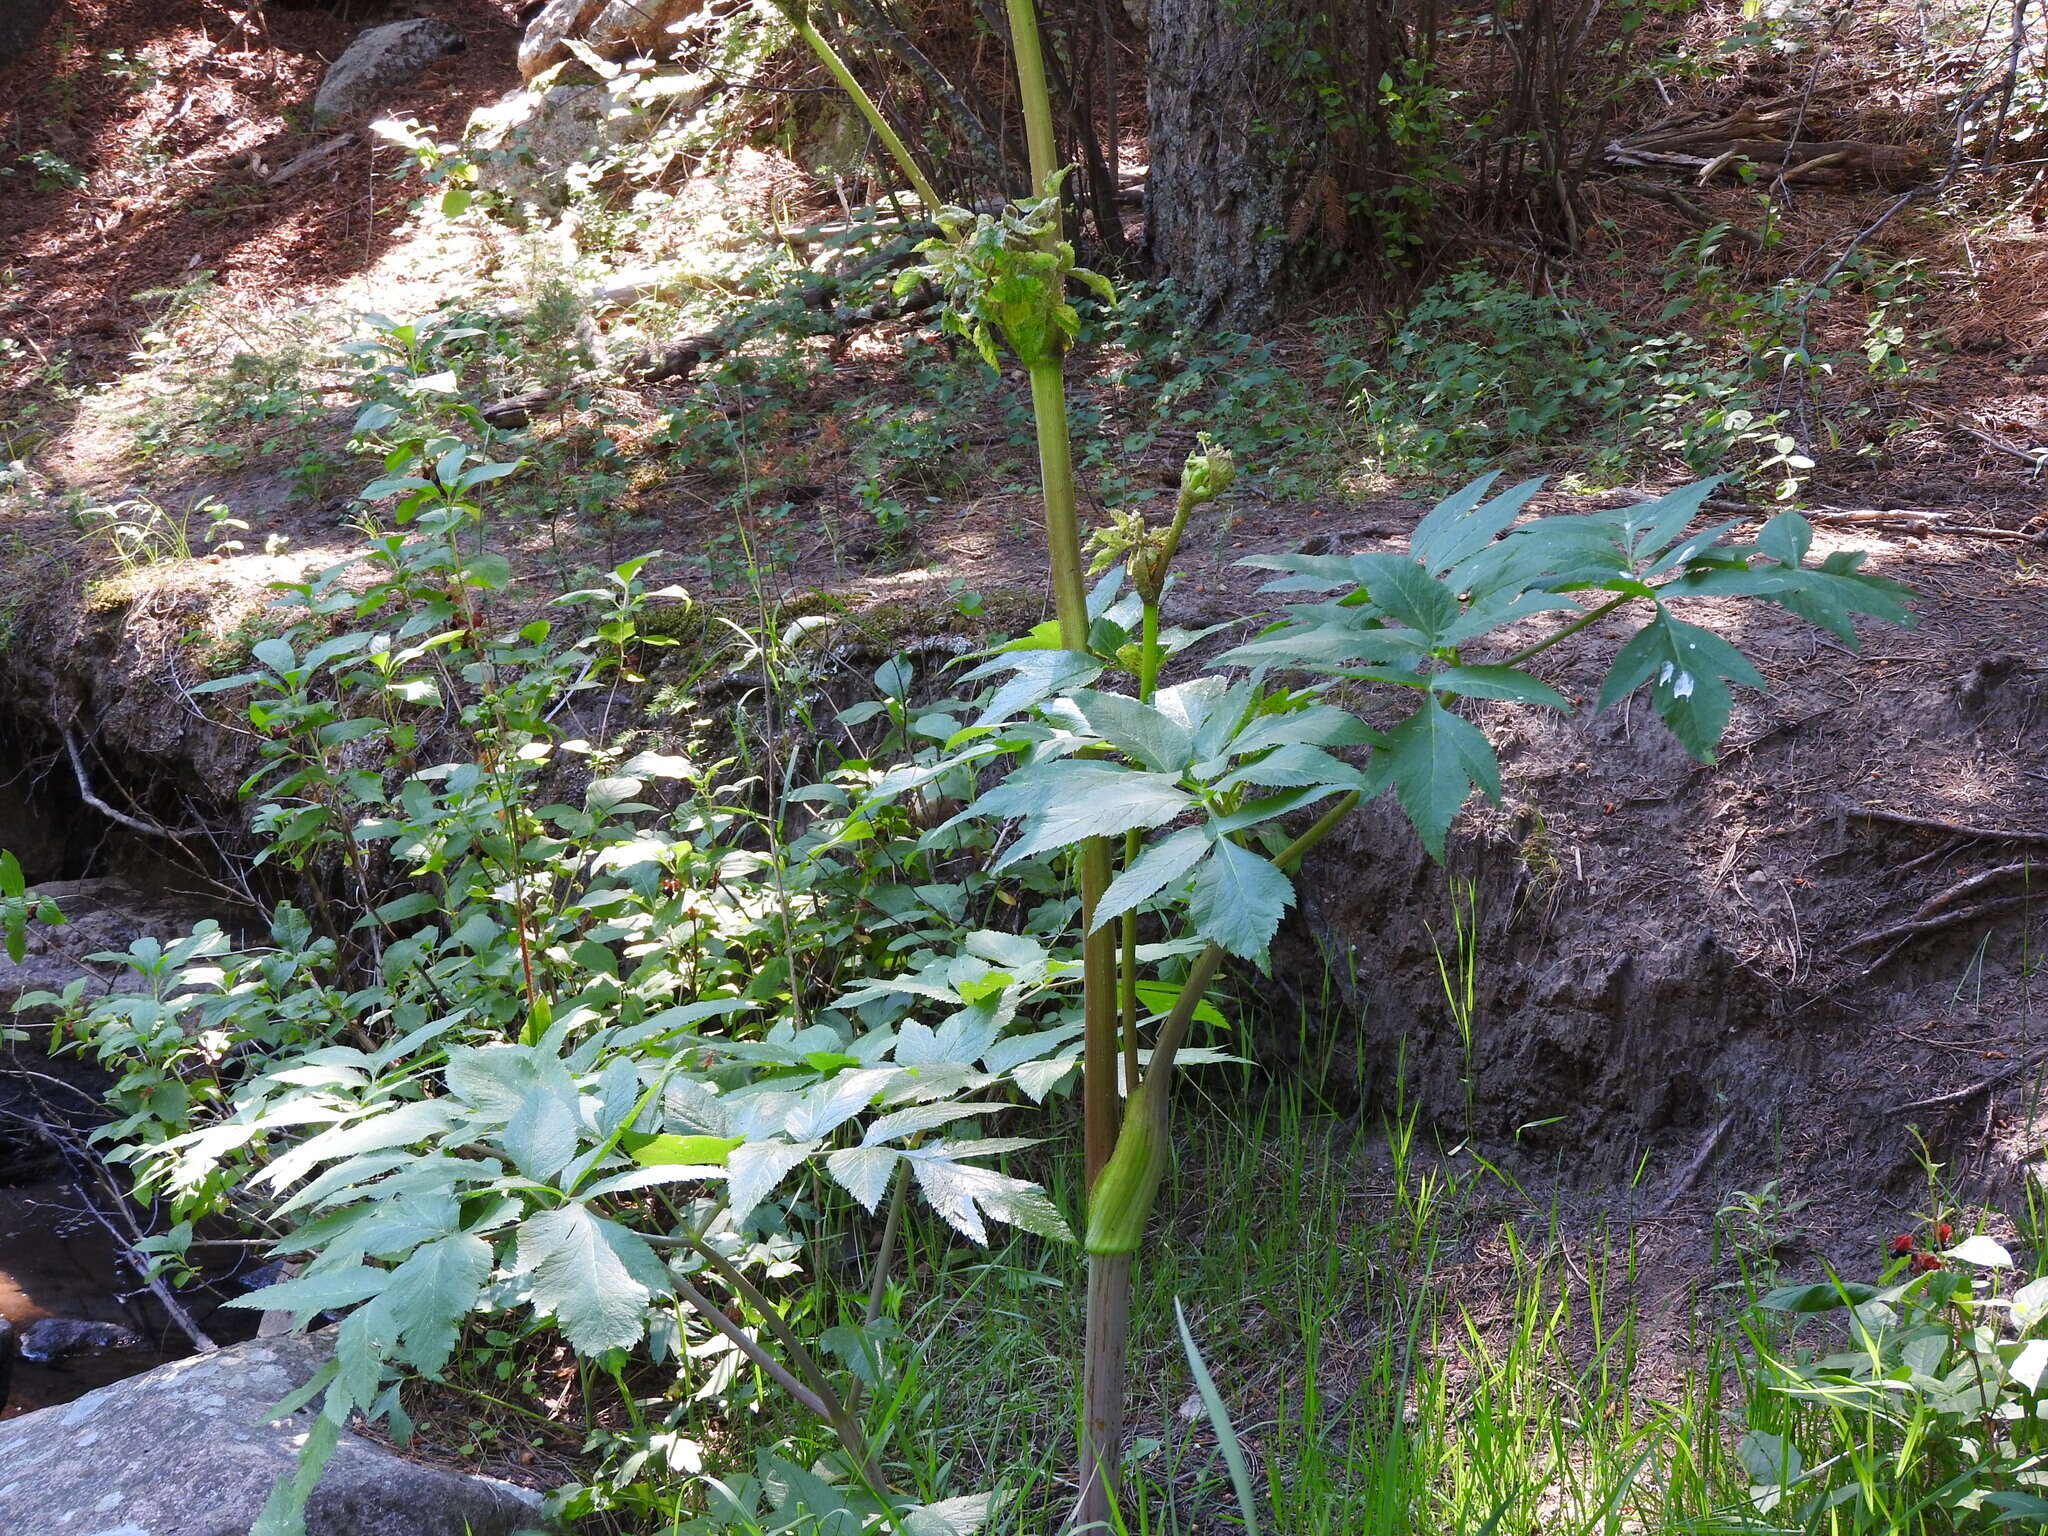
1174, 1296, 1260, 1536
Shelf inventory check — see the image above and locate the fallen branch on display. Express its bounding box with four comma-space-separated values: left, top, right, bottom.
1850, 807, 2048, 843
1609, 134, 1928, 188
1651, 493, 2047, 545
634, 276, 938, 386
1801, 509, 2047, 544
1950, 420, 2048, 470
1907, 861, 2039, 918
1608, 176, 1765, 244
1846, 891, 2037, 952
18, 1097, 221, 1357
70, 1177, 220, 1355
1653, 1113, 1733, 1215
263, 132, 356, 185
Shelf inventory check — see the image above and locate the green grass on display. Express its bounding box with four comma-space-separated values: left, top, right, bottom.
594, 1014, 2048, 1536
636, 1037, 1739, 1536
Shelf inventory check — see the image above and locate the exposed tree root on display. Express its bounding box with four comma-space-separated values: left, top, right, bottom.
1890, 1044, 2048, 1116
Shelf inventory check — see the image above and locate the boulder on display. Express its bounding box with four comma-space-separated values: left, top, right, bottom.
17, 1317, 145, 1362
464, 74, 709, 210
518, 0, 705, 81
0, 1333, 549, 1535
312, 19, 465, 123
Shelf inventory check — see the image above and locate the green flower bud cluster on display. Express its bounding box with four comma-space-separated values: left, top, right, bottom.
1084, 434, 1237, 604
1177, 435, 1236, 509
902, 182, 1115, 370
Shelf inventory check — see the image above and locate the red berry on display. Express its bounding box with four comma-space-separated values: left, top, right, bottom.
1912, 1252, 1944, 1273
1891, 1233, 1916, 1256
1936, 1223, 1953, 1244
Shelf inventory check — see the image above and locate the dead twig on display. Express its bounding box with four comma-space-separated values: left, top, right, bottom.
1653, 1113, 1733, 1215
1848, 893, 2038, 978
69, 1177, 220, 1355
1909, 861, 2040, 918
63, 726, 197, 842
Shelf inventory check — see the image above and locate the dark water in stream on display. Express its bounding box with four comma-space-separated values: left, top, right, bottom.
0, 1180, 175, 1417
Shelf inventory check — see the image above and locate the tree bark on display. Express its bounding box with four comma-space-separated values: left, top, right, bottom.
1143, 0, 1337, 327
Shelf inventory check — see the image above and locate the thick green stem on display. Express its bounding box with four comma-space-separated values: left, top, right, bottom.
1072, 790, 1361, 1534
1116, 838, 1141, 1096
1501, 593, 1633, 668
678, 1227, 845, 1418
675, 1240, 901, 1526
1145, 791, 1359, 1086
792, 16, 943, 210
1116, 601, 1164, 1094
1026, 362, 1093, 646
1002, 0, 1061, 192
1074, 1252, 1133, 1534
1022, 357, 1117, 1185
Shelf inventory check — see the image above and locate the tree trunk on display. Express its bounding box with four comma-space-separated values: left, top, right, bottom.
1143, 0, 1341, 328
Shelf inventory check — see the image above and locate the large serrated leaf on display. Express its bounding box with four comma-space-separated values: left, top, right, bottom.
516, 1204, 661, 1354
724, 1138, 819, 1220
257, 1099, 460, 1192
974, 760, 1193, 868
1346, 553, 1460, 641
226, 1263, 391, 1316
1188, 838, 1294, 962
379, 1232, 492, 1374
904, 1147, 1073, 1244
965, 650, 1102, 727
1411, 473, 1541, 575
826, 1145, 899, 1210
1365, 695, 1501, 860
1595, 610, 1762, 762
1093, 826, 1213, 930
1061, 689, 1195, 772
1209, 743, 1365, 793
1426, 666, 1569, 708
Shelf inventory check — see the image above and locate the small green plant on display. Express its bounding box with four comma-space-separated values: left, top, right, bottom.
75, 495, 249, 569
1427, 878, 1481, 1128
0, 850, 61, 966
99, 47, 163, 89
1737, 1225, 2048, 1531
15, 148, 87, 192
1717, 1177, 1814, 1294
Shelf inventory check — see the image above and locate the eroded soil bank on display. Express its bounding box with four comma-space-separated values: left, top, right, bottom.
0, 715, 257, 1416
0, 486, 2042, 1279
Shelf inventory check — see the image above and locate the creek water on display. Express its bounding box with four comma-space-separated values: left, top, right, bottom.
0, 1179, 173, 1417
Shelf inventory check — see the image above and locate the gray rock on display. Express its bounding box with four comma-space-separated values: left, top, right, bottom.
312, 19, 465, 123
17, 1317, 145, 1362
0, 0, 55, 69
0, 876, 222, 1018
517, 0, 704, 82
464, 77, 707, 211
0, 1334, 550, 1535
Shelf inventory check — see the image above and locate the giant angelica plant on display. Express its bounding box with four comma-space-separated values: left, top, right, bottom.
27, 44, 1919, 1536
835, 1, 1916, 1523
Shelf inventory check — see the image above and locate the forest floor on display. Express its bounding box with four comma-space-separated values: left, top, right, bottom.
4, 0, 2048, 1523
